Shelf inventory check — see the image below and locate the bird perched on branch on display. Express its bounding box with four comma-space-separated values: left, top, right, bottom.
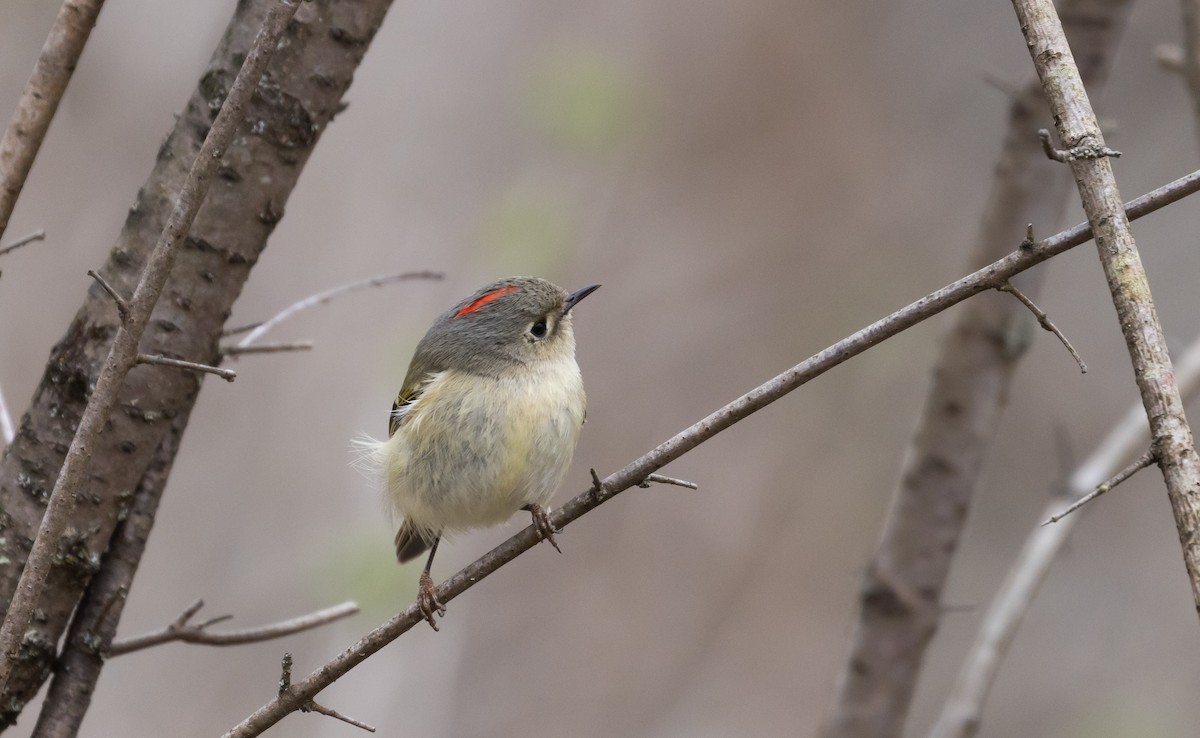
361, 276, 599, 629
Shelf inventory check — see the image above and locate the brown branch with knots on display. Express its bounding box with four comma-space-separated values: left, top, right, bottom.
224, 167, 1200, 737
0, 0, 305, 695
1014, 0, 1200, 618
107, 599, 359, 656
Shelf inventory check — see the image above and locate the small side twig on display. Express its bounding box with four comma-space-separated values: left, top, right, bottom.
278, 653, 375, 733
1038, 128, 1121, 162
996, 281, 1087, 372
110, 600, 359, 656
87, 269, 130, 323
638, 473, 699, 489
221, 341, 314, 357
0, 229, 46, 257
1041, 449, 1156, 525
136, 354, 236, 382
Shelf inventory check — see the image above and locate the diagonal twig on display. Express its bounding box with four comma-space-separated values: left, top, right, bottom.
0, 230, 46, 257
1040, 450, 1155, 525
0, 0, 305, 694
997, 281, 1087, 372
0, 0, 106, 242
224, 164, 1200, 736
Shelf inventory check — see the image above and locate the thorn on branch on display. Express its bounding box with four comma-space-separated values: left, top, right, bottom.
279, 652, 376, 733
0, 229, 46, 257
136, 353, 237, 382
221, 341, 314, 357
589, 468, 607, 502
637, 473, 699, 490
1020, 223, 1037, 250
1038, 128, 1121, 163
1042, 449, 1157, 526
87, 269, 131, 323
997, 281, 1087, 373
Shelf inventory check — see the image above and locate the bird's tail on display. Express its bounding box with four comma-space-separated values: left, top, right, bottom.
394, 521, 431, 563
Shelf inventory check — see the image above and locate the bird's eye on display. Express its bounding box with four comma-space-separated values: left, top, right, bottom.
530, 319, 548, 338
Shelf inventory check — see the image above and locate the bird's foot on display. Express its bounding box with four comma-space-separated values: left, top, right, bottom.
418, 570, 446, 631
523, 503, 562, 553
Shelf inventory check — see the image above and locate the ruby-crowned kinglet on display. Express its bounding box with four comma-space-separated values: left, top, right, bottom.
366, 276, 599, 629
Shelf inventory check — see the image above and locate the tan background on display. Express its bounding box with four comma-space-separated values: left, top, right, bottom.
3, 0, 1200, 736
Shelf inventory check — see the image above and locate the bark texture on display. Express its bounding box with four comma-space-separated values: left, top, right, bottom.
0, 0, 392, 726
821, 2, 1132, 736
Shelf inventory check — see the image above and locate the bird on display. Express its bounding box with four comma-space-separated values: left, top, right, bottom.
365, 276, 599, 629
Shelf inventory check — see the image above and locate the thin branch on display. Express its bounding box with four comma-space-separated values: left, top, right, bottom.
0, 229, 46, 257
278, 653, 376, 733
221, 321, 263, 337
930, 335, 1200, 738
109, 600, 359, 656
0, 0, 106, 242
235, 271, 443, 348
221, 341, 314, 356
86, 269, 130, 322
1040, 449, 1155, 525
639, 473, 699, 489
0, 0, 304, 694
135, 353, 237, 382
997, 281, 1087, 372
1015, 0, 1200, 619
0, 381, 12, 446
224, 166, 1200, 736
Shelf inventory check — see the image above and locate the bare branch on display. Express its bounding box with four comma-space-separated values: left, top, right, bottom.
0, 0, 305, 694
221, 341, 314, 357
0, 229, 46, 257
135, 353, 237, 382
997, 281, 1087, 372
0, 0, 105, 242
639, 473, 699, 489
1015, 0, 1200, 619
277, 653, 376, 734
930, 336, 1200, 738
1040, 450, 1155, 525
235, 271, 443, 348
0, 381, 13, 446
109, 600, 359, 656
224, 163, 1200, 736
86, 269, 130, 322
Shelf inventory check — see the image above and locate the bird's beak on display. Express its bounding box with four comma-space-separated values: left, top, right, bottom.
563, 284, 601, 315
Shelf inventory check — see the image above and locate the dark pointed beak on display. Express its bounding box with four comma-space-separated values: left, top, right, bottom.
563, 284, 601, 315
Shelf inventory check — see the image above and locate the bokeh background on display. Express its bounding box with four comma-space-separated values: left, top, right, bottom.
3, 0, 1200, 736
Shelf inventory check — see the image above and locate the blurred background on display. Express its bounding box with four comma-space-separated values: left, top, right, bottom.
3, 0, 1200, 736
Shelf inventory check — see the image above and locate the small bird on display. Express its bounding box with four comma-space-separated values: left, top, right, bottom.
368, 276, 599, 629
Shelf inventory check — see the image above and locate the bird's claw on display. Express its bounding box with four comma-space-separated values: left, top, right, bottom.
524, 504, 562, 553
418, 570, 446, 631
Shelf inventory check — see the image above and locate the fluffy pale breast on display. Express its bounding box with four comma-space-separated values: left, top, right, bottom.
382, 355, 586, 537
